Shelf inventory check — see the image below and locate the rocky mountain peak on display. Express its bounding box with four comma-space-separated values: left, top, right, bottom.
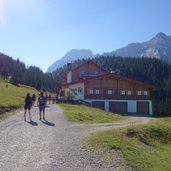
155, 32, 167, 39
47, 49, 95, 72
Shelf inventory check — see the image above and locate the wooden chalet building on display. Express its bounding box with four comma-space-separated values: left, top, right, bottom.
61, 60, 157, 115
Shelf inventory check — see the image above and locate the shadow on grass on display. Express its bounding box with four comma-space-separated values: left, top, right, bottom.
121, 113, 171, 118
27, 120, 38, 126
41, 119, 55, 127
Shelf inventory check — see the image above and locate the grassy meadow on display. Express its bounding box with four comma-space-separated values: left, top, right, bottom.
59, 104, 126, 124
88, 118, 171, 171
0, 79, 38, 115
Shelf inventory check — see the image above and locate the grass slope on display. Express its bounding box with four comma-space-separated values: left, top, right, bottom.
88, 118, 171, 171
0, 80, 38, 115
59, 104, 126, 124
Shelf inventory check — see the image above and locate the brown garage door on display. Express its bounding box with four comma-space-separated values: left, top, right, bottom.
92, 101, 105, 110
137, 102, 149, 114
109, 102, 128, 114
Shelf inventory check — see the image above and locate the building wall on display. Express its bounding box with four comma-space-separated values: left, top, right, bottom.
68, 83, 84, 100
67, 71, 72, 83
71, 61, 108, 83
85, 76, 151, 100
92, 101, 105, 110
61, 72, 67, 85
85, 99, 153, 115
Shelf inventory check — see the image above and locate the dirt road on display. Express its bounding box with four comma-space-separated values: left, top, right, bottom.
0, 105, 153, 171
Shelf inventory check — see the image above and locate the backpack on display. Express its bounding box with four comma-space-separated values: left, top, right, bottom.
39, 96, 45, 106
32, 94, 36, 101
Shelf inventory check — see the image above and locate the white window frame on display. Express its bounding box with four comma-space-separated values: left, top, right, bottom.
107, 90, 113, 95
121, 90, 125, 95
144, 91, 148, 96
95, 89, 100, 94
80, 70, 84, 74
94, 71, 99, 75
137, 90, 142, 95
127, 90, 132, 95
89, 89, 94, 94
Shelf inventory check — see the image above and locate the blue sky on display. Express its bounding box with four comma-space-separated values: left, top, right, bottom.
0, 0, 171, 72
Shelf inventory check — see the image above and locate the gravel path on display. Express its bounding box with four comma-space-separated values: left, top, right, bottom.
0, 104, 153, 171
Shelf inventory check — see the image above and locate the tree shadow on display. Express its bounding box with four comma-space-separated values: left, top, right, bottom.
41, 119, 55, 127
121, 113, 152, 118
27, 120, 38, 126
121, 113, 171, 118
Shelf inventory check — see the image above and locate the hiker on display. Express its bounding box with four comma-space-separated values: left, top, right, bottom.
24, 93, 32, 121
31, 94, 36, 106
48, 94, 51, 104
52, 96, 55, 104
45, 93, 48, 107
55, 94, 59, 103
38, 92, 46, 120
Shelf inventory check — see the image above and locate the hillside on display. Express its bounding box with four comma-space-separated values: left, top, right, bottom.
47, 49, 95, 72
103, 32, 171, 63
0, 53, 57, 92
0, 79, 39, 115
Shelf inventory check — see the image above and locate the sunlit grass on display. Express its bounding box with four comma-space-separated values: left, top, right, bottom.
59, 103, 126, 124
0, 80, 39, 115
88, 118, 171, 171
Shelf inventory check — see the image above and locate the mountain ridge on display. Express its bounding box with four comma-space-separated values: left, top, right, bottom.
47, 32, 171, 72
104, 32, 171, 62
47, 49, 95, 73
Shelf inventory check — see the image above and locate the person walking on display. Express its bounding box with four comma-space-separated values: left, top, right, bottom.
48, 94, 51, 104
24, 93, 32, 121
31, 94, 36, 106
38, 92, 46, 120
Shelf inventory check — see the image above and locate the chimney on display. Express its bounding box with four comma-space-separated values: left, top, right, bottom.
67, 63, 72, 72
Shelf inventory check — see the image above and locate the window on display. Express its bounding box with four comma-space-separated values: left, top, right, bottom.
94, 71, 99, 75
137, 90, 142, 95
78, 87, 83, 93
95, 89, 100, 94
79, 70, 84, 77
80, 70, 84, 74
107, 90, 112, 95
121, 90, 125, 95
70, 88, 77, 95
144, 91, 148, 95
88, 90, 93, 94
127, 90, 132, 95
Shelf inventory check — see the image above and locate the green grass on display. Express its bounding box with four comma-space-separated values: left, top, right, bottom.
0, 80, 39, 115
59, 104, 126, 124
88, 118, 171, 171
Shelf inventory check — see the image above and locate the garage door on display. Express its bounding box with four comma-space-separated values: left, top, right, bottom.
109, 102, 128, 114
137, 102, 149, 114
92, 101, 105, 110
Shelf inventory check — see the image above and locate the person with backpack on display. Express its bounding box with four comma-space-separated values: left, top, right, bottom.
48, 94, 51, 104
38, 92, 46, 120
24, 93, 32, 121
31, 94, 36, 106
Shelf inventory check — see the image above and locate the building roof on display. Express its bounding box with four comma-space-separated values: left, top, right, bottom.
63, 73, 158, 91
61, 60, 158, 90
69, 60, 109, 74
85, 73, 158, 90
